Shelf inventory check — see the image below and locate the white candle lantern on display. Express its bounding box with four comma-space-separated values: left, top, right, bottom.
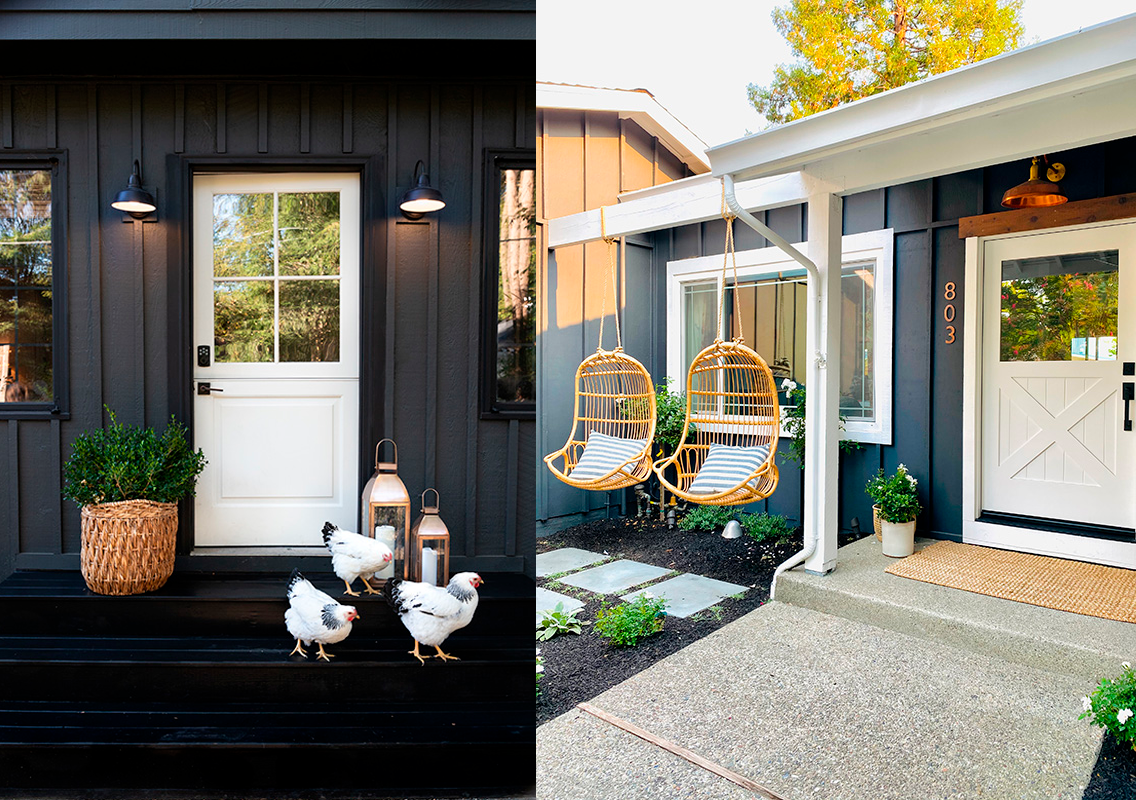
410, 488, 450, 586
360, 439, 411, 584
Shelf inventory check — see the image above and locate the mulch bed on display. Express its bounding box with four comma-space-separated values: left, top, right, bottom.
535, 515, 859, 725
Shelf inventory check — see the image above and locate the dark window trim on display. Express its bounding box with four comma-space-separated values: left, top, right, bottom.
0, 151, 70, 421
480, 148, 535, 420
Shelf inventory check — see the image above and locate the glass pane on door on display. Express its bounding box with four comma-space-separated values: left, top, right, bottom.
1000, 250, 1119, 362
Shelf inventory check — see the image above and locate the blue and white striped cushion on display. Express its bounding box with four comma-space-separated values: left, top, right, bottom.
687, 443, 771, 495
569, 431, 649, 482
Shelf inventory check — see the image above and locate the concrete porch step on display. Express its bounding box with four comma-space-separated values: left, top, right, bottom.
775, 535, 1136, 682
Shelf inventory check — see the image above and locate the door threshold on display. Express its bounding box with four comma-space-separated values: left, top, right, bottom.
190, 546, 326, 557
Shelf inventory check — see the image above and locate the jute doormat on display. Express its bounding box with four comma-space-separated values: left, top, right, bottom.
884, 540, 1136, 624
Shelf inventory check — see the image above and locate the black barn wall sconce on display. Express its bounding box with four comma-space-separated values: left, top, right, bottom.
111, 160, 157, 220
399, 160, 445, 220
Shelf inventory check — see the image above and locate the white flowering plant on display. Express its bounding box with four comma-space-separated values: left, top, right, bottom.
779, 379, 861, 468
865, 463, 922, 523
536, 648, 544, 698
1080, 661, 1136, 748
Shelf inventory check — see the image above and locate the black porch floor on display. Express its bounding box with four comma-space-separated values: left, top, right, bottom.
0, 569, 536, 798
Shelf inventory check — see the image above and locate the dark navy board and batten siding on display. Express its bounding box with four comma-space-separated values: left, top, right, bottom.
0, 77, 535, 579
621, 135, 1136, 542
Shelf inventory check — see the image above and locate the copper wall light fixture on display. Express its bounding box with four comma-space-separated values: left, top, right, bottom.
1001, 156, 1067, 209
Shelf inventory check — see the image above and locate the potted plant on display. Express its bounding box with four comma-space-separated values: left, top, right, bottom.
865, 464, 921, 557
62, 410, 206, 595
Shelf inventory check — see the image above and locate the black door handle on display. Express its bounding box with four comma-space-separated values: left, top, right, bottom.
1124, 382, 1134, 432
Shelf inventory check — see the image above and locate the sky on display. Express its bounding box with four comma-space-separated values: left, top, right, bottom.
536, 1, 1136, 148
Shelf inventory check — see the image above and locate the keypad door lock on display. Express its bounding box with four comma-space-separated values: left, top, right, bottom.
197, 345, 211, 367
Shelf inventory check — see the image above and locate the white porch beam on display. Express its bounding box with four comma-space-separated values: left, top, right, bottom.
802, 192, 842, 575
547, 171, 810, 248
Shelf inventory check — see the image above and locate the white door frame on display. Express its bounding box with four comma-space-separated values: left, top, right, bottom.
190, 171, 362, 550
962, 220, 1136, 568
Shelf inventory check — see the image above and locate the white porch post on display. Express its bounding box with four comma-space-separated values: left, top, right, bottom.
803, 192, 842, 574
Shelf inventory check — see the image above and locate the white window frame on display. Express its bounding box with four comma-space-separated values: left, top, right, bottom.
666, 228, 894, 445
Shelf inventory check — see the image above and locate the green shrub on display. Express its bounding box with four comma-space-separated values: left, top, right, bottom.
678, 504, 735, 532
742, 512, 796, 542
536, 602, 590, 641
780, 380, 861, 468
1081, 662, 1136, 748
652, 379, 691, 458
594, 593, 667, 646
62, 409, 207, 506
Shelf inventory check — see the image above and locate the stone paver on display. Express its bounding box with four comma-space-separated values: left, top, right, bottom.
622, 573, 748, 618
559, 559, 670, 595
536, 547, 607, 578
536, 586, 584, 624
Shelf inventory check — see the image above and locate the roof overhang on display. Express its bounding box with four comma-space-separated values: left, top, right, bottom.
549, 13, 1136, 248
538, 82, 710, 173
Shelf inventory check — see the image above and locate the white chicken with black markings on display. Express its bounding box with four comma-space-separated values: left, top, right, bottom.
322, 520, 394, 597
384, 572, 483, 665
284, 569, 359, 662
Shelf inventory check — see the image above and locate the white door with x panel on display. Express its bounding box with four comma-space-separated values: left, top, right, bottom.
981, 222, 1136, 531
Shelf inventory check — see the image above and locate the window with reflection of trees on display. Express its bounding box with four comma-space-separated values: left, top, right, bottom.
1000, 251, 1118, 362
212, 191, 341, 363
486, 161, 535, 413
0, 169, 53, 404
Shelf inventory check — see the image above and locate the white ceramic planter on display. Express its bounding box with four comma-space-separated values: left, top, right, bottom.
880, 518, 916, 557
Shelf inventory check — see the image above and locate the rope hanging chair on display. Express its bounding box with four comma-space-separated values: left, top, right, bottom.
652, 189, 781, 506
544, 209, 657, 492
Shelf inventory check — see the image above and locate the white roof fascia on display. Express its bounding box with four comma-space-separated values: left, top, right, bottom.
548, 170, 812, 249
707, 13, 1136, 184
537, 82, 710, 173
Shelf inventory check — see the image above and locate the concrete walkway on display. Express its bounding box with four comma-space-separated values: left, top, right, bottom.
537, 537, 1134, 799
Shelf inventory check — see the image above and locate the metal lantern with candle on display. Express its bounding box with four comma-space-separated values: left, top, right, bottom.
360, 439, 411, 584
409, 488, 450, 587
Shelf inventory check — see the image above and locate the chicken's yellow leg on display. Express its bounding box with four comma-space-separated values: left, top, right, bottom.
432, 645, 460, 662
316, 643, 335, 661
342, 579, 361, 597
362, 579, 381, 596
408, 640, 428, 665
290, 639, 307, 658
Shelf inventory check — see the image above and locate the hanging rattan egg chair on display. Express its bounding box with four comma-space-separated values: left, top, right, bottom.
652, 190, 780, 506
544, 209, 657, 491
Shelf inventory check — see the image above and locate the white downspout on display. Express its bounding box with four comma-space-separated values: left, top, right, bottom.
720, 174, 822, 600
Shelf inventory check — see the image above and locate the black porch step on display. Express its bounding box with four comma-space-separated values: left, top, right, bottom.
0, 702, 534, 794
0, 634, 532, 704
0, 569, 533, 637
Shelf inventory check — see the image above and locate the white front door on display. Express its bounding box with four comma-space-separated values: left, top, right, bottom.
192, 173, 360, 547
981, 222, 1136, 532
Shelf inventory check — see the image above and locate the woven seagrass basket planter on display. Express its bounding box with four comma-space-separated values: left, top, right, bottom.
80, 500, 178, 595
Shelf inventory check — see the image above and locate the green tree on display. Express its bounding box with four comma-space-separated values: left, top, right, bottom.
749, 0, 1025, 125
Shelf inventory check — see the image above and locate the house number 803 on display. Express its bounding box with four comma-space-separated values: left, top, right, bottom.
943, 282, 956, 344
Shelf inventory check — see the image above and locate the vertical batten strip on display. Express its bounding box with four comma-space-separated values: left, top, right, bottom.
465, 85, 484, 552
424, 84, 440, 489
46, 85, 56, 149
131, 85, 146, 425
514, 85, 525, 149
300, 83, 311, 154
7, 422, 18, 551
87, 84, 105, 425
383, 87, 397, 436
258, 83, 268, 154
216, 84, 226, 154
51, 419, 62, 553
342, 85, 353, 154
174, 84, 184, 154
506, 419, 518, 555
1, 84, 12, 148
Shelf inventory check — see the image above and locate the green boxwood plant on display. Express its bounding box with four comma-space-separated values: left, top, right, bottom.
62, 409, 207, 506
594, 594, 667, 646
